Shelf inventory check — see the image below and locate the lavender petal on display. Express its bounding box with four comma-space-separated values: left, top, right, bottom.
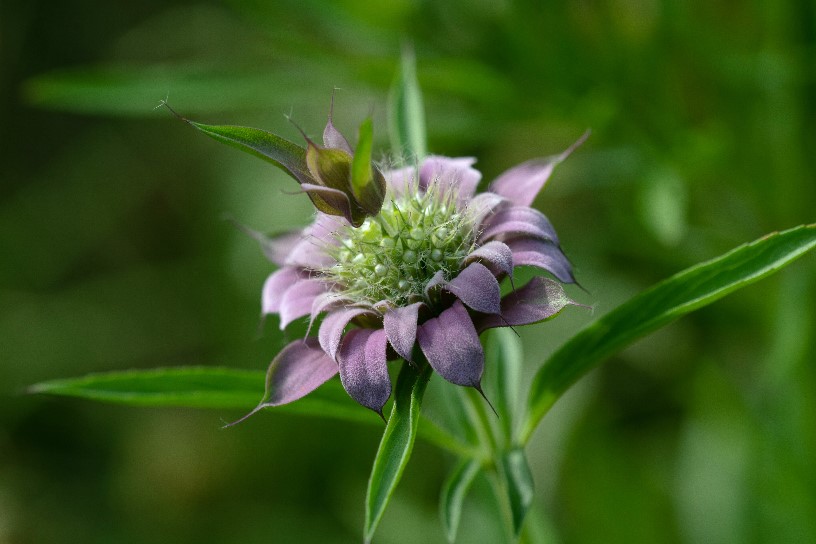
424, 270, 446, 300
259, 231, 302, 266
445, 262, 502, 315
419, 156, 482, 205
262, 267, 301, 314
306, 292, 349, 336
228, 219, 301, 266
279, 278, 327, 329
383, 302, 424, 361
337, 328, 391, 414
308, 212, 347, 243
285, 237, 335, 269
262, 337, 338, 407
489, 131, 589, 206
476, 276, 576, 332
466, 192, 509, 228
507, 238, 575, 284
385, 165, 418, 198
285, 213, 344, 269
478, 206, 560, 245
465, 241, 514, 280
319, 307, 376, 360
417, 301, 484, 387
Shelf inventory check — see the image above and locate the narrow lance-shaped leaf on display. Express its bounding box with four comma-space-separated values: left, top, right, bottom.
365, 360, 433, 543
440, 458, 482, 543
28, 366, 473, 454
28, 367, 368, 423
388, 46, 427, 160
521, 224, 816, 444
185, 120, 316, 186
497, 448, 535, 537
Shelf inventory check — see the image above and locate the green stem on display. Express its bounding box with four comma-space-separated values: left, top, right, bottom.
462, 387, 499, 456
488, 469, 519, 544
417, 415, 482, 459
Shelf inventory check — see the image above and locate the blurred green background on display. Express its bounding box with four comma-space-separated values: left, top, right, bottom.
2, 1, 815, 542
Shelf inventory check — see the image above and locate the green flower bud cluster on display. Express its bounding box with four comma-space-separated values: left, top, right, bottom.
326, 188, 475, 306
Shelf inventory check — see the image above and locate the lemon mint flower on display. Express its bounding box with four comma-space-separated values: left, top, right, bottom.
242, 116, 586, 418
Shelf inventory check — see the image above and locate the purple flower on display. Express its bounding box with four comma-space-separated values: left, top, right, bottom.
245, 128, 586, 419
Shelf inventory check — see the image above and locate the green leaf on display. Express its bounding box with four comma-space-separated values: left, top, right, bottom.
28, 366, 476, 453
484, 328, 524, 445
22, 65, 342, 117
388, 46, 427, 160
364, 361, 432, 543
521, 224, 816, 444
184, 120, 316, 186
497, 448, 535, 537
440, 458, 482, 543
28, 367, 371, 424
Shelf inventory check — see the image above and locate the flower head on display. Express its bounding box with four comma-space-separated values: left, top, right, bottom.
243, 116, 586, 419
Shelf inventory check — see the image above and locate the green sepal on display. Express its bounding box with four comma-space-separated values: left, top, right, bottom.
351, 117, 386, 215
300, 183, 363, 226
303, 141, 369, 226
305, 141, 353, 192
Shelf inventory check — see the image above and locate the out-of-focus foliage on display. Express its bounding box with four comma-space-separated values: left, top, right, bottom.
2, 1, 814, 543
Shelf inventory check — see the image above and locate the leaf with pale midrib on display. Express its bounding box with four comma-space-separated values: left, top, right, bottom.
521, 224, 816, 444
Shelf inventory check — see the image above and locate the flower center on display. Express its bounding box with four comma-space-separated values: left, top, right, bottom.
326, 189, 474, 306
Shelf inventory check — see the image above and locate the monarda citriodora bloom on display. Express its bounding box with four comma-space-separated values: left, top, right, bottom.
237, 114, 585, 419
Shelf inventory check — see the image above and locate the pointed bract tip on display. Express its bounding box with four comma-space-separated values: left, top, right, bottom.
499, 315, 521, 338
473, 382, 499, 418
284, 113, 313, 144
329, 87, 340, 119
574, 279, 591, 295
558, 129, 592, 163
222, 404, 264, 429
